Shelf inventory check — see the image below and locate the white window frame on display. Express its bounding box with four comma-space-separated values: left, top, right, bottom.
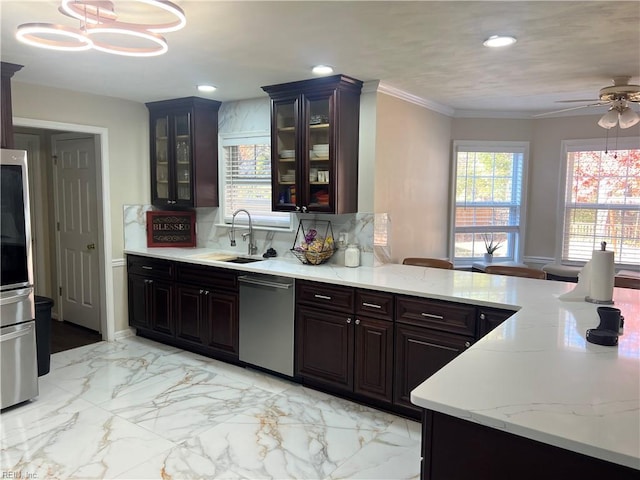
218, 132, 291, 230
449, 140, 529, 267
556, 137, 640, 267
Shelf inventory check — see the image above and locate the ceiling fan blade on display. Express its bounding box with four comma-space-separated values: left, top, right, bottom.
533, 102, 610, 118
555, 99, 600, 103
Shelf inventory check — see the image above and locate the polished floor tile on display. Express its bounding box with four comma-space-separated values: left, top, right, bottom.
1, 336, 421, 479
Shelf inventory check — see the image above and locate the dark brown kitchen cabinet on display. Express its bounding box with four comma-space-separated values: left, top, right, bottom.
262, 75, 362, 214
296, 304, 354, 392
127, 255, 175, 337
175, 263, 239, 360
146, 97, 221, 208
127, 255, 239, 362
477, 307, 515, 338
295, 281, 394, 405
394, 295, 476, 418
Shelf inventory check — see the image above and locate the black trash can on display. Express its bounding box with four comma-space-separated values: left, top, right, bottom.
34, 295, 54, 376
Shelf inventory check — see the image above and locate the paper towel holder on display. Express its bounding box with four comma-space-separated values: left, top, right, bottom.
585, 241, 615, 305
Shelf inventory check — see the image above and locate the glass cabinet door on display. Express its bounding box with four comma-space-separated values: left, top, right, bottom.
174, 112, 192, 203
153, 115, 170, 202
273, 99, 297, 210
306, 95, 332, 211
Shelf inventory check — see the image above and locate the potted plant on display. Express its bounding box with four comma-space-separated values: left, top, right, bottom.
483, 235, 502, 263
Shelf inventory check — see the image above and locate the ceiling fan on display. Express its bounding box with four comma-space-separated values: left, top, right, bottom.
535, 76, 640, 129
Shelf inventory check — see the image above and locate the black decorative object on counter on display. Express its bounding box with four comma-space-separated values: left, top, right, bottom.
291, 219, 335, 265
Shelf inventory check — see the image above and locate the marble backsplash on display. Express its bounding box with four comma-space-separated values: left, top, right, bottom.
123, 205, 391, 267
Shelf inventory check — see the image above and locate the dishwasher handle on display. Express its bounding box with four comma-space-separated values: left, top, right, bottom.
238, 275, 293, 290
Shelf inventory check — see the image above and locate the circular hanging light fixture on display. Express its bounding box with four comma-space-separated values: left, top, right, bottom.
85, 23, 168, 57
16, 0, 184, 56
15, 22, 93, 51
59, 0, 118, 25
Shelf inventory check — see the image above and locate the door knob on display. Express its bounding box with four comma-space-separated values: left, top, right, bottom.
87, 243, 96, 250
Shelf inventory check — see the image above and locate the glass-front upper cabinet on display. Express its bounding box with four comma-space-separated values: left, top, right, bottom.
273, 99, 297, 209
146, 97, 221, 208
263, 75, 363, 214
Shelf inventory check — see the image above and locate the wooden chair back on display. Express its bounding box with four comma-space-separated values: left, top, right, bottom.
402, 258, 454, 270
485, 265, 547, 280
614, 273, 640, 290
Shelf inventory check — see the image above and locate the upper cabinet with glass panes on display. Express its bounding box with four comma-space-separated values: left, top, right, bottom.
262, 74, 363, 214
146, 97, 221, 208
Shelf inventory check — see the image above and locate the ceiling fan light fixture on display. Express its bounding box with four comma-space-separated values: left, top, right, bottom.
483, 35, 517, 48
618, 107, 640, 129
598, 108, 620, 129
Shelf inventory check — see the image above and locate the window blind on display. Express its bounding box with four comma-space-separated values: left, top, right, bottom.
221, 135, 290, 228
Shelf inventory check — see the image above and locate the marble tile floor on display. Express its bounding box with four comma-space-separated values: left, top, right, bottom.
1, 336, 421, 479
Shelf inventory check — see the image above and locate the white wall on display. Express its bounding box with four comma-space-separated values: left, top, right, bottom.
374, 92, 453, 263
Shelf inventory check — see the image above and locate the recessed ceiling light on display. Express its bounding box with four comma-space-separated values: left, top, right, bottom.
312, 65, 334, 75
483, 35, 517, 48
197, 84, 217, 93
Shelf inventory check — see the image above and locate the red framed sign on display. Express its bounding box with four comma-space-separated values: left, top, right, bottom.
146, 210, 196, 248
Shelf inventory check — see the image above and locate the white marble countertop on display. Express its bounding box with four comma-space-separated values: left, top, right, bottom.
125, 246, 640, 470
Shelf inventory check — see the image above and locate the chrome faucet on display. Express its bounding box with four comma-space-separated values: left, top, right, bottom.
229, 209, 257, 256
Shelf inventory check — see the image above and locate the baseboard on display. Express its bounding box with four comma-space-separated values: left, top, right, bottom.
114, 327, 135, 340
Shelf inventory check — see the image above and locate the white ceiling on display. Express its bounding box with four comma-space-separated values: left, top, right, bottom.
1, 1, 639, 117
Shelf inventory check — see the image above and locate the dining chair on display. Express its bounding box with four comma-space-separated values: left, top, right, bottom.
485, 265, 547, 279
614, 271, 640, 290
402, 258, 454, 270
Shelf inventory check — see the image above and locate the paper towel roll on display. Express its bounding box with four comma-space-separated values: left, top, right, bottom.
589, 249, 615, 302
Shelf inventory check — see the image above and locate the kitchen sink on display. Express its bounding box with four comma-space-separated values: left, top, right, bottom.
225, 257, 263, 264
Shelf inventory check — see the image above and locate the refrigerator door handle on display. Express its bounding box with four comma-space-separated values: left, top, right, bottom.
0, 287, 33, 306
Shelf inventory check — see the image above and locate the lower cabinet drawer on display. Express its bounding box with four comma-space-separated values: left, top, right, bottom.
127, 254, 173, 279
396, 295, 476, 336
296, 280, 355, 313
177, 263, 238, 291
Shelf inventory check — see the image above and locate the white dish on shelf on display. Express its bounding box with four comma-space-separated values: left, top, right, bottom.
310, 151, 329, 160
280, 150, 295, 158
312, 144, 329, 151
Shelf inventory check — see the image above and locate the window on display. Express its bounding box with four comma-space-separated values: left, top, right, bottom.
450, 141, 528, 265
560, 138, 640, 266
220, 133, 290, 228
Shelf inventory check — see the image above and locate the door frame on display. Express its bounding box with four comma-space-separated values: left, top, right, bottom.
14, 117, 114, 341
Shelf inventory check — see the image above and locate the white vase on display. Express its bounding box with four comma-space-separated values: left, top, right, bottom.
484, 253, 493, 263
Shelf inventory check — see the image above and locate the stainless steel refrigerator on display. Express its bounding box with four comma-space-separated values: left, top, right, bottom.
1, 148, 38, 410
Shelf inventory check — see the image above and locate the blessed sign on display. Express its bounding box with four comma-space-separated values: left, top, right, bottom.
146, 210, 196, 247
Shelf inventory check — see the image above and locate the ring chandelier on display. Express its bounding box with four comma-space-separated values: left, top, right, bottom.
16, 0, 186, 57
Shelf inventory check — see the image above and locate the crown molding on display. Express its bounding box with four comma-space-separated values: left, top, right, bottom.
376, 82, 455, 116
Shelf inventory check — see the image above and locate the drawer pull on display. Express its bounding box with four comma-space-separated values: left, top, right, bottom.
465, 341, 471, 348
362, 302, 382, 309
355, 319, 361, 325
141, 266, 153, 270
421, 312, 444, 320
347, 317, 352, 324
314, 294, 332, 300
480, 313, 486, 320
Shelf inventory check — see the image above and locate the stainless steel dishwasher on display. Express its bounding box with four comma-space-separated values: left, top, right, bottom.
238, 274, 295, 377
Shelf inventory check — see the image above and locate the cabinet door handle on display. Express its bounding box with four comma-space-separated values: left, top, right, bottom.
204, 291, 209, 296
421, 312, 444, 320
302, 206, 308, 213
314, 294, 332, 300
141, 266, 153, 270
295, 206, 301, 212
347, 318, 352, 324
355, 319, 361, 325
480, 313, 486, 320
362, 302, 381, 309
199, 289, 204, 294
464, 341, 471, 348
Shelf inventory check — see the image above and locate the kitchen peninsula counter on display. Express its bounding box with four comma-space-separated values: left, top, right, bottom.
124, 247, 640, 471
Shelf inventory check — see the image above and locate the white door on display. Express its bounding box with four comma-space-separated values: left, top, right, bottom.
53, 135, 101, 332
